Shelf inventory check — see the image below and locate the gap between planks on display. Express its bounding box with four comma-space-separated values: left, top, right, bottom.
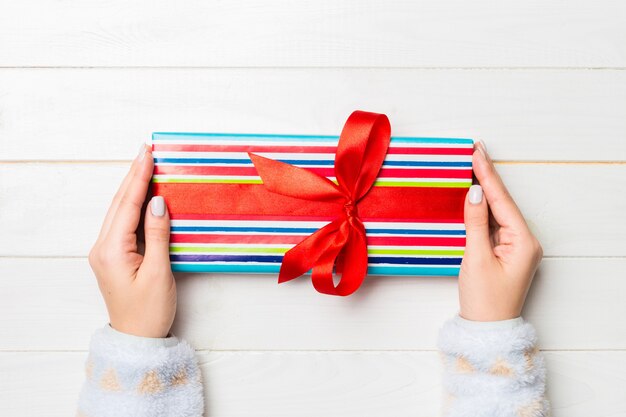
1, 348, 625, 353
0, 66, 625, 71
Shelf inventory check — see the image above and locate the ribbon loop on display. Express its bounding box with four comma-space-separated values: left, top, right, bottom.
335, 111, 391, 201
249, 110, 391, 296
247, 153, 344, 203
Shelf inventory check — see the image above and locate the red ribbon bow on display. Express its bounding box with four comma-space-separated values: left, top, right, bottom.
248, 111, 391, 296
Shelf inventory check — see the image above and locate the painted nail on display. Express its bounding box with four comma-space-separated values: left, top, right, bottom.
137, 143, 147, 162
468, 184, 483, 205
476, 140, 488, 160
151, 196, 165, 216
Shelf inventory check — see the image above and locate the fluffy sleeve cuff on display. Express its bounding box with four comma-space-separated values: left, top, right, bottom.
437, 315, 549, 417
76, 324, 204, 417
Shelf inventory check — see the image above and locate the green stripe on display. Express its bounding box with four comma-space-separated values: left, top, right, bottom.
153, 177, 470, 188
373, 180, 470, 188
170, 246, 464, 256
153, 178, 263, 184
371, 248, 464, 255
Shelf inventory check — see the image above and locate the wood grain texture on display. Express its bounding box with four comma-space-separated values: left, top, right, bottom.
1, 163, 624, 258
1, 351, 625, 417
1, 1, 625, 68
1, 69, 625, 161
1, 257, 624, 351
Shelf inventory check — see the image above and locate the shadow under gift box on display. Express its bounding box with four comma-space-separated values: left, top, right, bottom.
150, 133, 473, 276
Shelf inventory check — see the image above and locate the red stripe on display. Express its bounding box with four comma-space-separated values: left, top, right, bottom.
170, 233, 465, 247
154, 165, 472, 179
171, 213, 338, 222
151, 183, 466, 222
389, 147, 472, 155
169, 213, 464, 223
152, 143, 473, 155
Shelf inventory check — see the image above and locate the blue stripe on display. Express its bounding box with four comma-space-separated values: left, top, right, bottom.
153, 132, 473, 145
170, 254, 462, 265
171, 262, 460, 276
367, 266, 460, 276
170, 226, 465, 235
154, 158, 471, 168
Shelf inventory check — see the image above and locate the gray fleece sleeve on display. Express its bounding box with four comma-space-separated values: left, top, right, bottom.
76, 324, 204, 417
437, 315, 549, 417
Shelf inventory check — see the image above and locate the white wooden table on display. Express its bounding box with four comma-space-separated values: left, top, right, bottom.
1, 1, 625, 416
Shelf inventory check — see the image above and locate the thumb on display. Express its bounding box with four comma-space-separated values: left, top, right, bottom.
463, 184, 492, 256
142, 196, 172, 271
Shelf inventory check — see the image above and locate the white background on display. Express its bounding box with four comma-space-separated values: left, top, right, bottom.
1, 1, 625, 416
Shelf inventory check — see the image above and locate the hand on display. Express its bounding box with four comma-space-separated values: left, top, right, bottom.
459, 141, 543, 321
88, 144, 176, 338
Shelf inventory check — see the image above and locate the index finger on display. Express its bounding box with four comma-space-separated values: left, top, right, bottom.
108, 145, 155, 242
95, 149, 143, 245
472, 142, 528, 231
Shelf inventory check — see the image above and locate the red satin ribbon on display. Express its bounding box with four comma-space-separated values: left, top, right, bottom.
248, 111, 391, 296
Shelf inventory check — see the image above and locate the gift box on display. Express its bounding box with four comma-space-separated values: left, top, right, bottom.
150, 111, 473, 295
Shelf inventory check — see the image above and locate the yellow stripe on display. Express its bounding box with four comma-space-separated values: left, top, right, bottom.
153, 178, 471, 188
170, 246, 464, 256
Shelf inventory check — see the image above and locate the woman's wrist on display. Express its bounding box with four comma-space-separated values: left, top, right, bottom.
455, 314, 523, 331
105, 323, 178, 348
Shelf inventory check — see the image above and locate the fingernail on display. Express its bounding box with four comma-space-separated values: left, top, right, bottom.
151, 196, 165, 216
468, 184, 483, 205
137, 143, 147, 162
476, 140, 488, 160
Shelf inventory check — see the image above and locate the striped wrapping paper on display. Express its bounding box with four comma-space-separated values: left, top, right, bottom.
150, 133, 474, 276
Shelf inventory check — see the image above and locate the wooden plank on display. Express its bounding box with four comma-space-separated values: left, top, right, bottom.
1, 1, 625, 68
1, 351, 624, 417
0, 163, 624, 258
1, 69, 625, 161
1, 258, 624, 351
